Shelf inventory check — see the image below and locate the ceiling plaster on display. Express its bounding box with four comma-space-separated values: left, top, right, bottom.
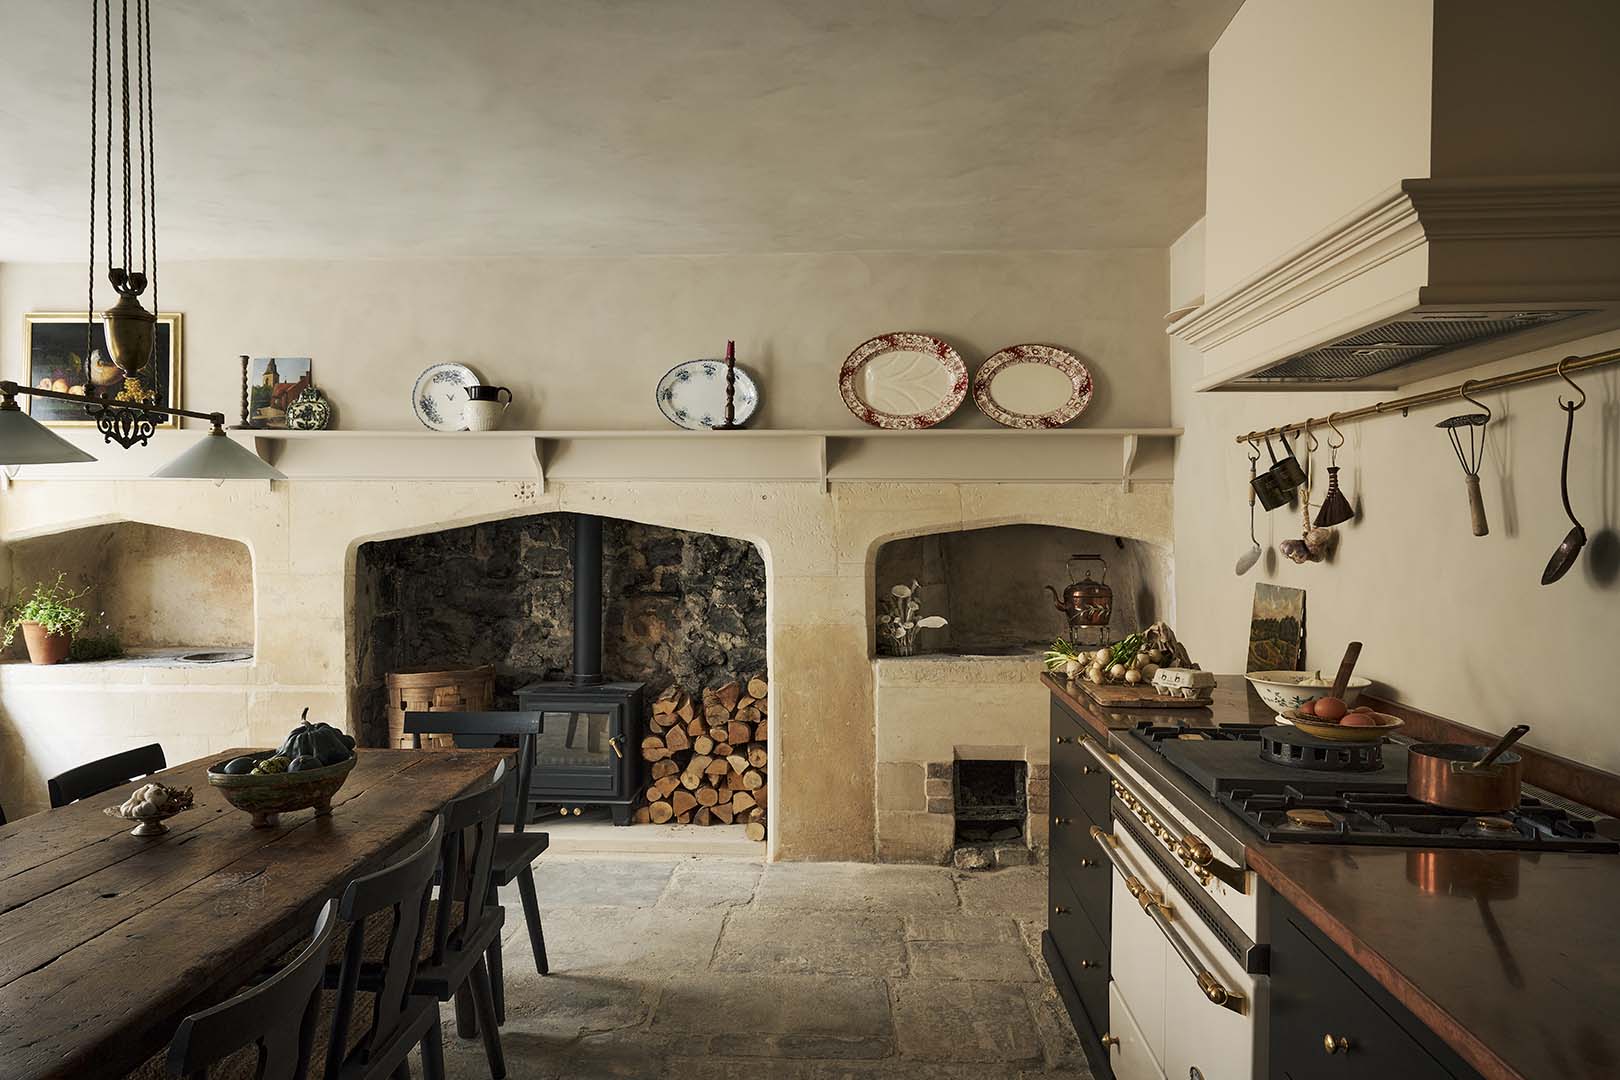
0, 0, 1239, 260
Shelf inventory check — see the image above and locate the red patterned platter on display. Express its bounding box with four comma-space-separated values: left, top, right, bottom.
972, 344, 1093, 429
840, 332, 968, 429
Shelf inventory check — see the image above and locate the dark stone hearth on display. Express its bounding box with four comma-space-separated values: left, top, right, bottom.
354, 514, 766, 747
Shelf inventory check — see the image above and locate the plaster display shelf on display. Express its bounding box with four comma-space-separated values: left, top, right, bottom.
12, 427, 1180, 491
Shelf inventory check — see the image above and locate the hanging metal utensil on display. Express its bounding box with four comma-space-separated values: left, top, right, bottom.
1436, 380, 1491, 537
1314, 411, 1355, 527
1542, 359, 1588, 585
1252, 435, 1290, 510
1270, 428, 1308, 491
1236, 442, 1262, 575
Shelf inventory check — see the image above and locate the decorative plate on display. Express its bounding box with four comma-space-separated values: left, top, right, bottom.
972, 344, 1093, 429
656, 360, 760, 430
412, 363, 480, 431
839, 332, 967, 429
286, 386, 332, 430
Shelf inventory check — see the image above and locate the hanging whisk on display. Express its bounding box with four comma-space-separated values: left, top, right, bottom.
1435, 381, 1491, 537
1313, 412, 1355, 527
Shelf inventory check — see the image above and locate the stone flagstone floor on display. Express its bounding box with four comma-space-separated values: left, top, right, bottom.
433, 854, 1091, 1080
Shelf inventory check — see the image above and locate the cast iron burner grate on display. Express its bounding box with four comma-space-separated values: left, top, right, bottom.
1258, 726, 1383, 771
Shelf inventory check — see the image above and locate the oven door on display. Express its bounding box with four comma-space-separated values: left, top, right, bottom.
1097, 819, 1262, 1080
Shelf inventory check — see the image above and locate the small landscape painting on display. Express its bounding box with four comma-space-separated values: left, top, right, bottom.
248, 357, 314, 428
24, 312, 182, 426
1247, 582, 1305, 672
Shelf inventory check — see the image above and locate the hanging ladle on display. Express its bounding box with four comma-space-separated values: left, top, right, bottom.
1236, 441, 1262, 575
1542, 358, 1588, 585
1436, 380, 1491, 537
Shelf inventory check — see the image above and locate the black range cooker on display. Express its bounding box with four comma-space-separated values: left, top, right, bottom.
1128, 719, 1619, 853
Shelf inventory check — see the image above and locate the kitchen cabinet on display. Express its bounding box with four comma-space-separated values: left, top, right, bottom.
1269, 895, 1483, 1080
1045, 692, 1115, 1077
1107, 982, 1167, 1080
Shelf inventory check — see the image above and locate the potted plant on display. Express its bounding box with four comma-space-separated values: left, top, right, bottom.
4, 574, 90, 665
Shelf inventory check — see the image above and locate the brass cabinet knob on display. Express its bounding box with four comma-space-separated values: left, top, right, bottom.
1101, 1033, 1120, 1049
1078, 959, 1097, 969
1053, 816, 1071, 826
1323, 1034, 1350, 1055
1052, 905, 1069, 915
1079, 764, 1096, 775
1078, 858, 1097, 868
1055, 735, 1071, 744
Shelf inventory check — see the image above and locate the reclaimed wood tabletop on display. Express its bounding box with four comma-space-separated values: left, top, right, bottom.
0, 746, 507, 1080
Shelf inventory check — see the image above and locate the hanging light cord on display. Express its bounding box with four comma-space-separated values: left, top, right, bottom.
85, 0, 98, 383
143, 0, 156, 317
119, 0, 132, 278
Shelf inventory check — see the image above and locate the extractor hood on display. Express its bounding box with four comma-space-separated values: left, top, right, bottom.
1174, 0, 1620, 392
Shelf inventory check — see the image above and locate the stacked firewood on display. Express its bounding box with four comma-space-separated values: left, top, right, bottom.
635, 676, 768, 842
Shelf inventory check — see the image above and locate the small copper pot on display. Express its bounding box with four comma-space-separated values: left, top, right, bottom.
1407, 727, 1528, 812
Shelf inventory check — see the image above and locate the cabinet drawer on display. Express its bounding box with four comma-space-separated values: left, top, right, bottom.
1049, 861, 1109, 1035
1050, 780, 1111, 939
1270, 912, 1459, 1080
1108, 982, 1168, 1080
1051, 697, 1109, 823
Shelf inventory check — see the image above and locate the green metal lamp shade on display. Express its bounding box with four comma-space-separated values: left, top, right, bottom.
0, 405, 98, 465
152, 428, 285, 480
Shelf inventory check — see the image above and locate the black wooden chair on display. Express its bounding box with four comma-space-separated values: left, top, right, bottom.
47, 742, 167, 808
159, 899, 339, 1080
322, 816, 447, 1080
404, 711, 551, 1019
413, 758, 509, 1079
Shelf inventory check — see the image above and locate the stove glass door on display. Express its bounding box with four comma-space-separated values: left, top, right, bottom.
535, 711, 613, 768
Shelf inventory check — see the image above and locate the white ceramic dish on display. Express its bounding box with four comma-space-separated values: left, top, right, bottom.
412, 363, 480, 431
971, 344, 1094, 429
839, 332, 967, 429
1245, 670, 1371, 713
656, 359, 760, 429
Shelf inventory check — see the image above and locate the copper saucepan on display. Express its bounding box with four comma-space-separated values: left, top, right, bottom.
1407, 724, 1530, 813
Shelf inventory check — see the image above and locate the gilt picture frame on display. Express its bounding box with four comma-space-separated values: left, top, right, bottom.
23, 311, 184, 427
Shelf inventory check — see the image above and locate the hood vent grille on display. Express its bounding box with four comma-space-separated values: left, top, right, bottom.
1237, 309, 1591, 384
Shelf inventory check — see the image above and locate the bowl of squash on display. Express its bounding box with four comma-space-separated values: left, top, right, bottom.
208, 713, 357, 828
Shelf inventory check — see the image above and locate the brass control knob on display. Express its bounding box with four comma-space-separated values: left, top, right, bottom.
1181, 834, 1213, 866
1323, 1034, 1350, 1055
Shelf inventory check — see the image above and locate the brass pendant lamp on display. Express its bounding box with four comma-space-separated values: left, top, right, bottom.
0, 0, 281, 480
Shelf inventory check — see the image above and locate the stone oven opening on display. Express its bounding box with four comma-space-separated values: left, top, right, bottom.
872, 523, 1172, 657
353, 512, 767, 841
953, 759, 1027, 845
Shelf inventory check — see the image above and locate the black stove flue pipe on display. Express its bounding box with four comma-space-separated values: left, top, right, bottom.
572, 513, 605, 686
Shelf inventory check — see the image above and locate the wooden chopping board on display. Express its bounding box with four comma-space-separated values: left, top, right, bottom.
1073, 679, 1213, 710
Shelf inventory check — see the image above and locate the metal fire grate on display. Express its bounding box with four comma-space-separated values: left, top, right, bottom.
954, 760, 1027, 844
1240, 309, 1589, 383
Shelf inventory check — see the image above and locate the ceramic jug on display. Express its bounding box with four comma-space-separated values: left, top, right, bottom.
462, 385, 512, 431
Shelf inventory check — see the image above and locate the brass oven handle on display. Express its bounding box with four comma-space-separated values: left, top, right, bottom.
1093, 825, 1245, 1016
608, 735, 624, 759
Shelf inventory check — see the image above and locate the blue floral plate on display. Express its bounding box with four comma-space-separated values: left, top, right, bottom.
412, 363, 480, 431
655, 359, 760, 430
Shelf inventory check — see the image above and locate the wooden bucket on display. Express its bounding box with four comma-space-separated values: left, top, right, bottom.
385, 665, 496, 749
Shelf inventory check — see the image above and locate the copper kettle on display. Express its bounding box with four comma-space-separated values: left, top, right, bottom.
1045, 554, 1113, 629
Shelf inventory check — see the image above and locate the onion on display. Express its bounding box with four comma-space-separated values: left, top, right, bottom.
1109, 663, 1127, 680
1092, 648, 1112, 666
1124, 669, 1142, 685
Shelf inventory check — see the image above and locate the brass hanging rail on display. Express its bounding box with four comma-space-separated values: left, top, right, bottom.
1232, 344, 1620, 445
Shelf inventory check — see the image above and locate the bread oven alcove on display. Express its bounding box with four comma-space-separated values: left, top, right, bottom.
353, 512, 767, 835
872, 523, 1171, 864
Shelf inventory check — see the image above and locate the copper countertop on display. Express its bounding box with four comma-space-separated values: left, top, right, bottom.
1042, 671, 1620, 1080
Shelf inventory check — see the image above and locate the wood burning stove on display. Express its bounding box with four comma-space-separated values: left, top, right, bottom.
514, 513, 644, 825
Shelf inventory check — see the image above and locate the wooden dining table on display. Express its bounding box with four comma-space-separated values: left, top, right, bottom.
0, 746, 507, 1080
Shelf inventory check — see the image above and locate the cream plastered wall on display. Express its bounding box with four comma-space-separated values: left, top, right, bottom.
0, 251, 1172, 432
1169, 221, 1620, 775
0, 476, 1173, 859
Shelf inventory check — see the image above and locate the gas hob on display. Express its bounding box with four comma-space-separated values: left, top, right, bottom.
1128, 720, 1618, 853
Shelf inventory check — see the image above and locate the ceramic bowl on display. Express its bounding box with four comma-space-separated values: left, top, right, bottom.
1245, 671, 1371, 714
207, 754, 357, 828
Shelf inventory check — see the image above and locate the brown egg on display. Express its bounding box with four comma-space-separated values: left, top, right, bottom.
1314, 696, 1348, 722
1296, 699, 1317, 717
1350, 705, 1373, 713
1339, 711, 1379, 727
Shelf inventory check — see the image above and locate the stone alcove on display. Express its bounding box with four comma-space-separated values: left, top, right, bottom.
352, 513, 767, 750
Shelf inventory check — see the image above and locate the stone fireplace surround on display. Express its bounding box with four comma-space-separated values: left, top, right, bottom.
0, 477, 1171, 859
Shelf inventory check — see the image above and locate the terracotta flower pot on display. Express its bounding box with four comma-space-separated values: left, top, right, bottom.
20, 622, 71, 665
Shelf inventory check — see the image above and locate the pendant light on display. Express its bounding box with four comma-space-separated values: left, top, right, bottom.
0, 1, 282, 481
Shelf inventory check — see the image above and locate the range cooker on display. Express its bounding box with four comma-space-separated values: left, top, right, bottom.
1130, 719, 1618, 852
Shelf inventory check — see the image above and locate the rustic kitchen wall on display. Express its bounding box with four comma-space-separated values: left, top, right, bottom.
353, 514, 766, 746
1169, 220, 1620, 775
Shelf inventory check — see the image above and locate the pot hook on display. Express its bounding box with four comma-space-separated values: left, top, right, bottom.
1325, 411, 1345, 466
1460, 379, 1492, 425
1556, 356, 1587, 412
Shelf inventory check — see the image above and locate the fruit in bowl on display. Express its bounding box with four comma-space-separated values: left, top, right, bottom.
1245, 670, 1371, 714
208, 712, 357, 829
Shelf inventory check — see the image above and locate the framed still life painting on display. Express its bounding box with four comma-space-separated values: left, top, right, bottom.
23, 311, 183, 427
